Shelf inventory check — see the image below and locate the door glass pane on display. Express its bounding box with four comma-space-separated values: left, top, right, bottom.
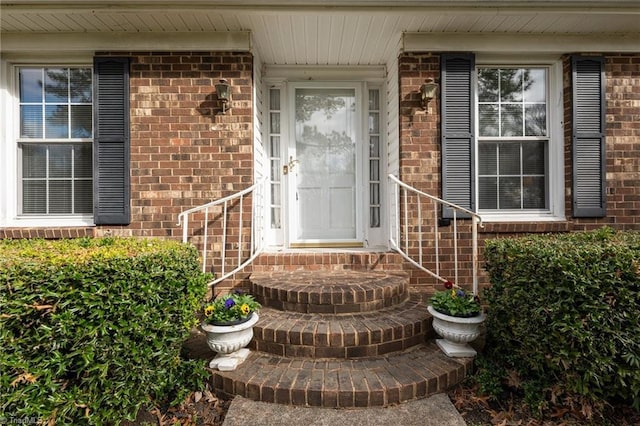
295, 88, 356, 240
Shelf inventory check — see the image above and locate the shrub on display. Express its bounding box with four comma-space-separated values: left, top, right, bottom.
483, 228, 640, 411
0, 237, 210, 424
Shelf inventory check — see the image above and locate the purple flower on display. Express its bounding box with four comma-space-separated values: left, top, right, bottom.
456, 289, 465, 298
224, 298, 236, 309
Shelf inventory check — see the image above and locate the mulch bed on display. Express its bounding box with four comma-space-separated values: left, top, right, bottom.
129, 382, 639, 426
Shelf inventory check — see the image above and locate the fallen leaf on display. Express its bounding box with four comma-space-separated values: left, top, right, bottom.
194, 391, 202, 403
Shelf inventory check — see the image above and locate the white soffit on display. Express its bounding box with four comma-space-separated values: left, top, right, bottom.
403, 32, 640, 54
0, 31, 252, 53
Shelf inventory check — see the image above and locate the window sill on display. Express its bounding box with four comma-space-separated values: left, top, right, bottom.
2, 216, 95, 228
479, 221, 570, 234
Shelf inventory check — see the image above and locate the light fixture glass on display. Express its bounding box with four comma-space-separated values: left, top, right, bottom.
215, 78, 231, 113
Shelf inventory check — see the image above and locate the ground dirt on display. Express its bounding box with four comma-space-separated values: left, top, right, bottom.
129, 381, 639, 426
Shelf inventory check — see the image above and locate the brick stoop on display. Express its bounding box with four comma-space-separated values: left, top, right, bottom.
212, 342, 472, 408
206, 268, 474, 407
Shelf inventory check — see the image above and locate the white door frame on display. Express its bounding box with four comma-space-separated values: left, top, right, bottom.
263, 66, 388, 250
285, 82, 364, 248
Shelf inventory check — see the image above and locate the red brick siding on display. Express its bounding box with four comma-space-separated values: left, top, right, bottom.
397, 52, 640, 291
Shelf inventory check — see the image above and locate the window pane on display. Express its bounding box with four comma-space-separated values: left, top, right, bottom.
499, 143, 520, 175
23, 181, 46, 214
22, 145, 47, 178
370, 183, 379, 205
269, 89, 280, 110
271, 207, 281, 229
49, 180, 72, 214
270, 160, 280, 182
74, 144, 93, 178
478, 143, 497, 175
370, 160, 379, 181
369, 135, 380, 157
49, 145, 72, 178
525, 104, 546, 136
74, 180, 93, 213
71, 105, 92, 138
45, 105, 69, 138
270, 113, 280, 133
70, 68, 92, 103
20, 105, 43, 138
271, 183, 281, 205
523, 142, 545, 175
479, 104, 499, 137
20, 69, 43, 103
500, 104, 523, 137
523, 176, 546, 209
45, 68, 69, 103
499, 177, 521, 209
369, 112, 379, 133
478, 69, 498, 102
500, 69, 523, 102
479, 177, 497, 209
369, 89, 380, 110
524, 69, 546, 103
370, 207, 380, 228
270, 135, 280, 156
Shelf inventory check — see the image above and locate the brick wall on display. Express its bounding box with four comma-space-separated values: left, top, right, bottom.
1, 51, 254, 247
397, 52, 640, 290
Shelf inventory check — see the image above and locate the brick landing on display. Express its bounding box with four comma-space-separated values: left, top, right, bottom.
195, 268, 474, 407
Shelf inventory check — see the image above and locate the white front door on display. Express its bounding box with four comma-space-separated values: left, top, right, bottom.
287, 85, 362, 246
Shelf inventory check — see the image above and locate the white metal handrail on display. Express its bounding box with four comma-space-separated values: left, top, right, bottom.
388, 174, 483, 295
177, 176, 267, 287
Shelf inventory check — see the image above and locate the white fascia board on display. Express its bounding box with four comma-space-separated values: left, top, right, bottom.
403, 32, 640, 54
0, 31, 251, 53
264, 65, 386, 81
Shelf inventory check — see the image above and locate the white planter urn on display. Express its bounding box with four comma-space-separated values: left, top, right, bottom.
428, 305, 485, 358
201, 313, 259, 371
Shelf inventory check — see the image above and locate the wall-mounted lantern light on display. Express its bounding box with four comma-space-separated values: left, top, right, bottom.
215, 78, 231, 114
420, 78, 438, 110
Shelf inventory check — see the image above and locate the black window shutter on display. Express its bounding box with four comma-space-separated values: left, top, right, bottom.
93, 57, 131, 225
441, 53, 475, 219
572, 56, 606, 218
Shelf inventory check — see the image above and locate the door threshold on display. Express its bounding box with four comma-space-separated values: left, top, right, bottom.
289, 242, 364, 249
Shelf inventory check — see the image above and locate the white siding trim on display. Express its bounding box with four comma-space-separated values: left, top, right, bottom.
1, 31, 251, 53
403, 32, 640, 54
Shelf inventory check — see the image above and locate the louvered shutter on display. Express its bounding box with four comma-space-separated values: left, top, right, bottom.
572, 56, 606, 218
441, 53, 475, 219
93, 57, 131, 225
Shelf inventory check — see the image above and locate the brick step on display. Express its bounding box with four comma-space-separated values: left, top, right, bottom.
211, 342, 473, 407
250, 270, 409, 314
251, 294, 433, 359
251, 251, 405, 272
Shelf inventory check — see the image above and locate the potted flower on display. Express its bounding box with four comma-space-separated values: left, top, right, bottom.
427, 281, 485, 358
200, 291, 261, 371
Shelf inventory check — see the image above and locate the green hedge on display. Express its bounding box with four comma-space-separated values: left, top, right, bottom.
483, 228, 640, 410
0, 238, 209, 424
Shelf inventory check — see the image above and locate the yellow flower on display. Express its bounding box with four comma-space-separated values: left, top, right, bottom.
451, 289, 456, 299
204, 305, 214, 316
240, 304, 250, 315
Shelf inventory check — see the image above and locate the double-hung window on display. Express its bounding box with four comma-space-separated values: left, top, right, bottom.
18, 66, 93, 216
477, 67, 548, 212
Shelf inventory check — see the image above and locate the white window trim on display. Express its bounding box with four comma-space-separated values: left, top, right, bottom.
0, 58, 95, 228
474, 57, 565, 223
